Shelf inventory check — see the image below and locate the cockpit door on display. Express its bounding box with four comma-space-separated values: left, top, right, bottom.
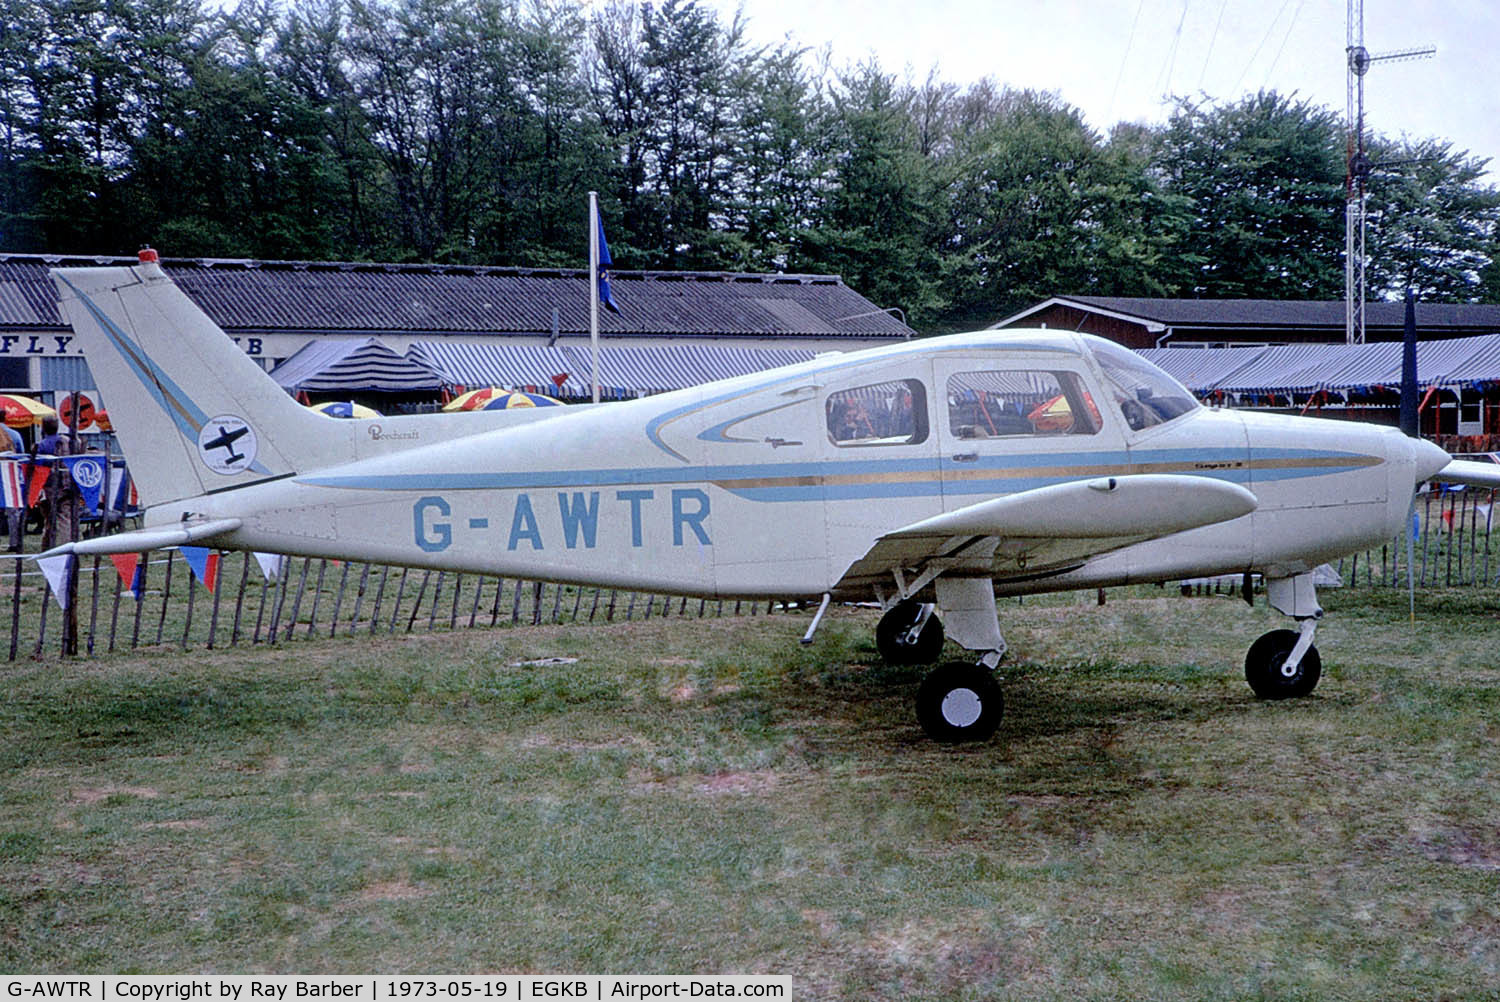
933, 354, 1129, 512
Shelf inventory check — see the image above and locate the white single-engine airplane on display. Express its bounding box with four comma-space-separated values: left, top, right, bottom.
45, 253, 1500, 741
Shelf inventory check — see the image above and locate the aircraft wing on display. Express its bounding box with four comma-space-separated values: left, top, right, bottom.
1433, 459, 1500, 490
834, 474, 1257, 591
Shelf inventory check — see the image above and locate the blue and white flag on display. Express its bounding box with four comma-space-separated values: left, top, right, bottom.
62, 456, 106, 515
597, 217, 621, 315
110, 464, 136, 516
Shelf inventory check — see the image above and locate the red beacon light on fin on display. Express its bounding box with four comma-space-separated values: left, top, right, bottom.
138, 246, 159, 264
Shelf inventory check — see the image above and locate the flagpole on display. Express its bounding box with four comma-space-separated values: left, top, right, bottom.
588, 191, 601, 405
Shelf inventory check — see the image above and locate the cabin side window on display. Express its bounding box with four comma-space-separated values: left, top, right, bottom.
946, 370, 1101, 439
826, 379, 929, 446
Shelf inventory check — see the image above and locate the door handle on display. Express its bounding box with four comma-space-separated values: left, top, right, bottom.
951, 452, 979, 463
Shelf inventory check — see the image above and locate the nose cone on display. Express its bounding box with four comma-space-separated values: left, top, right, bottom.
1409, 437, 1452, 485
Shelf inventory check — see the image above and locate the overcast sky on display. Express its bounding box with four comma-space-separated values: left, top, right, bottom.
706, 0, 1498, 175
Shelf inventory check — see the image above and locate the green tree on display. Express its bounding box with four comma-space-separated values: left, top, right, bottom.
723, 42, 823, 272
1363, 138, 1500, 302
1153, 91, 1346, 299
934, 88, 1175, 328
800, 63, 943, 326
476, 0, 610, 267
124, 1, 348, 259
271, 0, 387, 256
0, 0, 152, 251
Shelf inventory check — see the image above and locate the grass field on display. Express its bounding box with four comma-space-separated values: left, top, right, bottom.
2, 587, 1499, 999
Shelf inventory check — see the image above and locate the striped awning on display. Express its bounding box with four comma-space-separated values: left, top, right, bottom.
270, 337, 444, 393
406, 341, 815, 398
405, 342, 586, 397
561, 345, 816, 397
1137, 334, 1500, 396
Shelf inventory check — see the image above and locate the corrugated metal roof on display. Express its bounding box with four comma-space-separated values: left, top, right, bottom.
269, 337, 445, 393
0, 254, 914, 340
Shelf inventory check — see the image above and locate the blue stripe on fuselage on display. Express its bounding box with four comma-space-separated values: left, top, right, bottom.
299, 447, 1377, 501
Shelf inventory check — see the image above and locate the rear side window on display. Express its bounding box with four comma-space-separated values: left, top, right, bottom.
947, 369, 1101, 438
826, 379, 928, 446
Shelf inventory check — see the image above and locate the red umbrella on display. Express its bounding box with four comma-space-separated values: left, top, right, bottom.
443, 388, 564, 411
0, 395, 55, 429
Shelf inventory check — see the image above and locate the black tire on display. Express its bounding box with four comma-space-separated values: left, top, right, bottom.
916, 661, 1004, 743
875, 600, 945, 665
1245, 629, 1322, 700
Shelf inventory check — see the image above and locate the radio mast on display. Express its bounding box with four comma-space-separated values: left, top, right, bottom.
1344, 0, 1433, 344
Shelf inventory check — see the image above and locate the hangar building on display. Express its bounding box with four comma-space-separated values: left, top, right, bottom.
0, 253, 914, 403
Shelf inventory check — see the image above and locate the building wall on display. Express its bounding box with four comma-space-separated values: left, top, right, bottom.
1012, 305, 1155, 348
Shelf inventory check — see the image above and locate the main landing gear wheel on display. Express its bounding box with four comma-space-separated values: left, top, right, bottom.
916, 661, 1003, 743
876, 600, 945, 665
1245, 629, 1322, 700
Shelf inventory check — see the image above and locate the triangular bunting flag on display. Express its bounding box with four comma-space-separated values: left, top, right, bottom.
62, 456, 106, 515
0, 459, 24, 509
179, 545, 221, 592
253, 552, 283, 582
109, 553, 144, 600
23, 462, 48, 509
36, 553, 73, 610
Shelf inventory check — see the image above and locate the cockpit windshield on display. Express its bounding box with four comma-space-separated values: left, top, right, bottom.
1089, 340, 1199, 431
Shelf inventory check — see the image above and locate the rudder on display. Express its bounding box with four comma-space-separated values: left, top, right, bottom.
51, 256, 326, 509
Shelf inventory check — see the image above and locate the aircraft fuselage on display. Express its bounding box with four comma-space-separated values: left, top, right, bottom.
155, 333, 1429, 601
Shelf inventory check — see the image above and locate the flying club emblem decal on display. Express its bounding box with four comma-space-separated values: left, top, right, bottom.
197, 415, 258, 475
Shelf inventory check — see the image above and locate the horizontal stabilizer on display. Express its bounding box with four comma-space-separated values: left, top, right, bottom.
38, 518, 243, 560
1433, 459, 1500, 490
887, 475, 1257, 540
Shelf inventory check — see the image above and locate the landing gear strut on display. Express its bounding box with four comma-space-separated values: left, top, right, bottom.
875, 599, 944, 665
1248, 572, 1323, 700
875, 577, 1009, 742
1245, 627, 1322, 699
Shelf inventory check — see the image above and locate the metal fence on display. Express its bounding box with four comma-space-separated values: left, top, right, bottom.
1178, 486, 1500, 596
4, 549, 787, 662
7, 485, 1498, 662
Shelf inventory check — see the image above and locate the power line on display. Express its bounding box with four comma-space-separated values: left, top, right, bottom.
1232, 0, 1296, 94
1263, 0, 1308, 85
1158, 0, 1193, 98
1107, 0, 1150, 124
1197, 0, 1231, 91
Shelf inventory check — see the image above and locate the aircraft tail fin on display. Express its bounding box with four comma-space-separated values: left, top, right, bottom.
51, 256, 327, 509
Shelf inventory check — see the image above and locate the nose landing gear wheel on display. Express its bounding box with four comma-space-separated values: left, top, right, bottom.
1245, 629, 1322, 700
916, 661, 1003, 742
876, 599, 945, 665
